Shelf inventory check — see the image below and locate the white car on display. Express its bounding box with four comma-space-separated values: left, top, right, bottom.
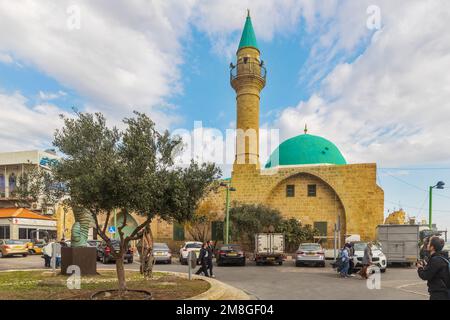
179, 241, 202, 265
352, 242, 387, 273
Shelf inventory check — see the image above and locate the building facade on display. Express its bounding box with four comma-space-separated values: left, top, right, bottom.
167, 13, 385, 245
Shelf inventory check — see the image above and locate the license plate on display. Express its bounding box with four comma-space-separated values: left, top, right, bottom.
156, 252, 163, 256
267, 257, 275, 260
14, 246, 23, 249
307, 253, 315, 255
227, 253, 238, 257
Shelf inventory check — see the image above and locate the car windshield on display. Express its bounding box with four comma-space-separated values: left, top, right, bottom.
220, 246, 241, 251
154, 243, 168, 250
5, 240, 26, 245
299, 244, 321, 251
186, 243, 202, 249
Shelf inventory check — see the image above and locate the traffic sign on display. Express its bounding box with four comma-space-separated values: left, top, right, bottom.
108, 226, 116, 234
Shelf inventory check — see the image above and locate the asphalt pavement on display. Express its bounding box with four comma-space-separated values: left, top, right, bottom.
0, 255, 429, 300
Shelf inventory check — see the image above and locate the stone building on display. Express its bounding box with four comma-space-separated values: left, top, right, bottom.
169, 12, 385, 245
0, 150, 72, 240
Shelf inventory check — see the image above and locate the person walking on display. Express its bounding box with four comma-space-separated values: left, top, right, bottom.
417, 236, 450, 300
206, 240, 215, 278
359, 242, 373, 279
346, 243, 355, 276
339, 245, 350, 278
195, 242, 210, 277
42, 241, 52, 268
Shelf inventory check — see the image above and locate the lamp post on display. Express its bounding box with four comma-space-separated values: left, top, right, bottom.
220, 182, 236, 244
429, 181, 445, 230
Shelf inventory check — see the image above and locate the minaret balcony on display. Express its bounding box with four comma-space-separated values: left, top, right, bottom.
230, 61, 267, 89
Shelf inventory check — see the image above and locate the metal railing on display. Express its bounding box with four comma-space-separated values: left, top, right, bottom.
230, 61, 267, 82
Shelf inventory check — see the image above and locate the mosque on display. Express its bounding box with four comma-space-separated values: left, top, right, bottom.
192, 12, 385, 245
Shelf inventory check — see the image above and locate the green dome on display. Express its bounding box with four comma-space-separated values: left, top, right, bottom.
265, 134, 347, 168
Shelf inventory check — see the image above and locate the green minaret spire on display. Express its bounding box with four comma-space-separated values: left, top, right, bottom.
238, 10, 259, 51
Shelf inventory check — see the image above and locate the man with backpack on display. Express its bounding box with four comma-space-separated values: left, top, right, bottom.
417, 236, 450, 300
195, 242, 210, 277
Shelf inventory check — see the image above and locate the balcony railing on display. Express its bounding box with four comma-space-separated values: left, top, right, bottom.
230, 60, 267, 82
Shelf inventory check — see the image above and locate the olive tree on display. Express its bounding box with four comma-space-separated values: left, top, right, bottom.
53, 111, 221, 293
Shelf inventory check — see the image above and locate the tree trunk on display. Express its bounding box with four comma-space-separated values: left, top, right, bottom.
115, 254, 127, 294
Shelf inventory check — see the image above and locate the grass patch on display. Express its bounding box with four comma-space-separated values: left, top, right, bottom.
0, 270, 209, 300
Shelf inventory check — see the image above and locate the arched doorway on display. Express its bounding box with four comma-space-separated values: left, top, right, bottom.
108, 212, 139, 239
266, 172, 346, 248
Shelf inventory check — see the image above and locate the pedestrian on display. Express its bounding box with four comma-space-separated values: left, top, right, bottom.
54, 241, 62, 268
195, 242, 210, 277
359, 242, 373, 279
206, 240, 215, 278
339, 245, 350, 278
42, 241, 52, 268
417, 236, 450, 300
346, 243, 355, 276
420, 237, 431, 262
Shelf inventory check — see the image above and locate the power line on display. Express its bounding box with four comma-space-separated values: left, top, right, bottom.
385, 200, 450, 213
382, 171, 450, 200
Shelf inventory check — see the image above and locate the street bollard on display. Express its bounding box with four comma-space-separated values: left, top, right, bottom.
188, 251, 197, 280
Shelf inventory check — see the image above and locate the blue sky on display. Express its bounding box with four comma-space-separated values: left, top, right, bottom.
0, 1, 450, 230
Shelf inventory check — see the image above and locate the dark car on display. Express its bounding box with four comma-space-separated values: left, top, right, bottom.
216, 244, 246, 266
97, 240, 134, 264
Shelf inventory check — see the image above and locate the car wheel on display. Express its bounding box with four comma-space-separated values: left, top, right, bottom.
321, 262, 326, 268
28, 249, 35, 255
102, 256, 109, 264
380, 268, 386, 273
167, 259, 172, 264
240, 260, 246, 266
0, 251, 3, 258
22, 254, 28, 257
278, 261, 283, 266
127, 258, 133, 264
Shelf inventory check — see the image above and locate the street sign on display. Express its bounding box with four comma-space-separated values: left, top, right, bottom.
108, 226, 116, 234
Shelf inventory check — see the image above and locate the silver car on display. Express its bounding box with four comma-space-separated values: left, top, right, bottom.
152, 242, 172, 264
295, 243, 325, 267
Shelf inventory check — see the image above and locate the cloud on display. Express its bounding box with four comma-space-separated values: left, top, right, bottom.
274, 0, 450, 167
38, 90, 67, 101
0, 0, 194, 128
0, 52, 13, 64
0, 91, 67, 151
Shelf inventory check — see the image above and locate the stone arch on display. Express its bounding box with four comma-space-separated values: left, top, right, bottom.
265, 172, 346, 247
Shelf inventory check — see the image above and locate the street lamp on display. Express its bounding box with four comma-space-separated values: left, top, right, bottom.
429, 181, 445, 229
220, 181, 236, 244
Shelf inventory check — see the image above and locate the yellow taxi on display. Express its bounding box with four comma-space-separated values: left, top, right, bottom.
0, 240, 29, 258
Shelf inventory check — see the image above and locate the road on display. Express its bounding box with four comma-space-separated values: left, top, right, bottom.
0, 255, 429, 300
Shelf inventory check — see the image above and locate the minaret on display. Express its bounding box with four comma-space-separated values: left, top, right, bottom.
231, 11, 266, 172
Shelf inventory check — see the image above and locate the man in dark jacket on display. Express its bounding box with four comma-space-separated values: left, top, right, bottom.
195, 243, 210, 277
206, 240, 215, 278
417, 236, 450, 300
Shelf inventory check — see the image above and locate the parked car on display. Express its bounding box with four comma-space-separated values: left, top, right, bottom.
0, 240, 29, 258
97, 240, 134, 264
295, 243, 325, 267
216, 244, 246, 266
352, 242, 387, 273
152, 243, 172, 264
179, 241, 203, 265
87, 240, 102, 249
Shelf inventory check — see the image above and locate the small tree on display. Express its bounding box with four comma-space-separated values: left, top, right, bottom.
228, 203, 283, 247
13, 166, 66, 214
276, 218, 320, 252
53, 111, 221, 293
185, 199, 221, 242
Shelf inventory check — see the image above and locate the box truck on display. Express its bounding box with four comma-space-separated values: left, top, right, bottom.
254, 233, 285, 265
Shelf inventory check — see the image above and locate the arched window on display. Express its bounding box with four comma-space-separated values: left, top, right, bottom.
9, 173, 16, 195
0, 174, 5, 197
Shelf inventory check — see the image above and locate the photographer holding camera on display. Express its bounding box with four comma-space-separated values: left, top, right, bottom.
417, 236, 450, 300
